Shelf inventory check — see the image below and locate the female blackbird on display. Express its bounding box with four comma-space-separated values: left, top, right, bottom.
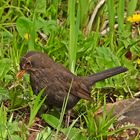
17, 51, 127, 110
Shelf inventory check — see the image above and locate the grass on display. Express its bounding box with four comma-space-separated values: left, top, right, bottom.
0, 0, 140, 139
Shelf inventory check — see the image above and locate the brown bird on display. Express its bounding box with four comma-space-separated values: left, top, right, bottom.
17, 51, 127, 110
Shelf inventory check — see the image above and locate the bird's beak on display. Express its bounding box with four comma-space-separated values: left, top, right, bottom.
16, 70, 26, 79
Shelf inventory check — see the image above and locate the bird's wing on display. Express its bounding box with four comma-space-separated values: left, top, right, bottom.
72, 80, 91, 100
42, 66, 91, 100
58, 70, 91, 100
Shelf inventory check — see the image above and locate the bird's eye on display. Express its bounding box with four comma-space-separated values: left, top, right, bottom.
26, 61, 31, 66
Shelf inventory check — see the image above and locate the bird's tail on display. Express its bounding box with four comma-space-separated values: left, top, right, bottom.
85, 66, 127, 86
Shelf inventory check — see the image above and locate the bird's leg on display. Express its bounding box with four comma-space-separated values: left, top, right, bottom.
38, 104, 52, 116
45, 105, 53, 114
65, 110, 71, 127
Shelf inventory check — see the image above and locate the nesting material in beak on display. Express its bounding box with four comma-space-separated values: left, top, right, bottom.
16, 70, 26, 79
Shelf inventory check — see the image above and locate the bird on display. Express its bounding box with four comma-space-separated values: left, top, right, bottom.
16, 51, 128, 110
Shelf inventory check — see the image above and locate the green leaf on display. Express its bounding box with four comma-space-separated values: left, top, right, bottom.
35, 0, 46, 14
42, 20, 57, 35
62, 128, 86, 140
95, 47, 120, 68
9, 135, 21, 140
42, 114, 59, 129
7, 121, 20, 135
36, 127, 52, 140
0, 58, 11, 80
0, 104, 7, 139
0, 87, 9, 103
16, 17, 33, 38
127, 0, 138, 16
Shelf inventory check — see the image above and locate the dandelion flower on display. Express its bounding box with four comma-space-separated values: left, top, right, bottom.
127, 14, 140, 23
137, 58, 140, 65
24, 33, 30, 40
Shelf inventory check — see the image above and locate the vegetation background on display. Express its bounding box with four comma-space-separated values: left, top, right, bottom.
0, 0, 140, 139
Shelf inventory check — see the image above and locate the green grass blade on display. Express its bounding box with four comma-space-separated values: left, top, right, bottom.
106, 0, 115, 48
68, 0, 79, 73
28, 89, 46, 127
117, 0, 125, 32
107, 0, 115, 33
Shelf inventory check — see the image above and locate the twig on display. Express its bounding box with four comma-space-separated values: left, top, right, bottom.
85, 0, 106, 35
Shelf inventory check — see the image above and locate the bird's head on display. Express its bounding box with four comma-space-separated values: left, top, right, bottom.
16, 51, 53, 79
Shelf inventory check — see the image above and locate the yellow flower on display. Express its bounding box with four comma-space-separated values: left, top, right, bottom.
24, 33, 30, 40
127, 14, 140, 23
137, 58, 140, 65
